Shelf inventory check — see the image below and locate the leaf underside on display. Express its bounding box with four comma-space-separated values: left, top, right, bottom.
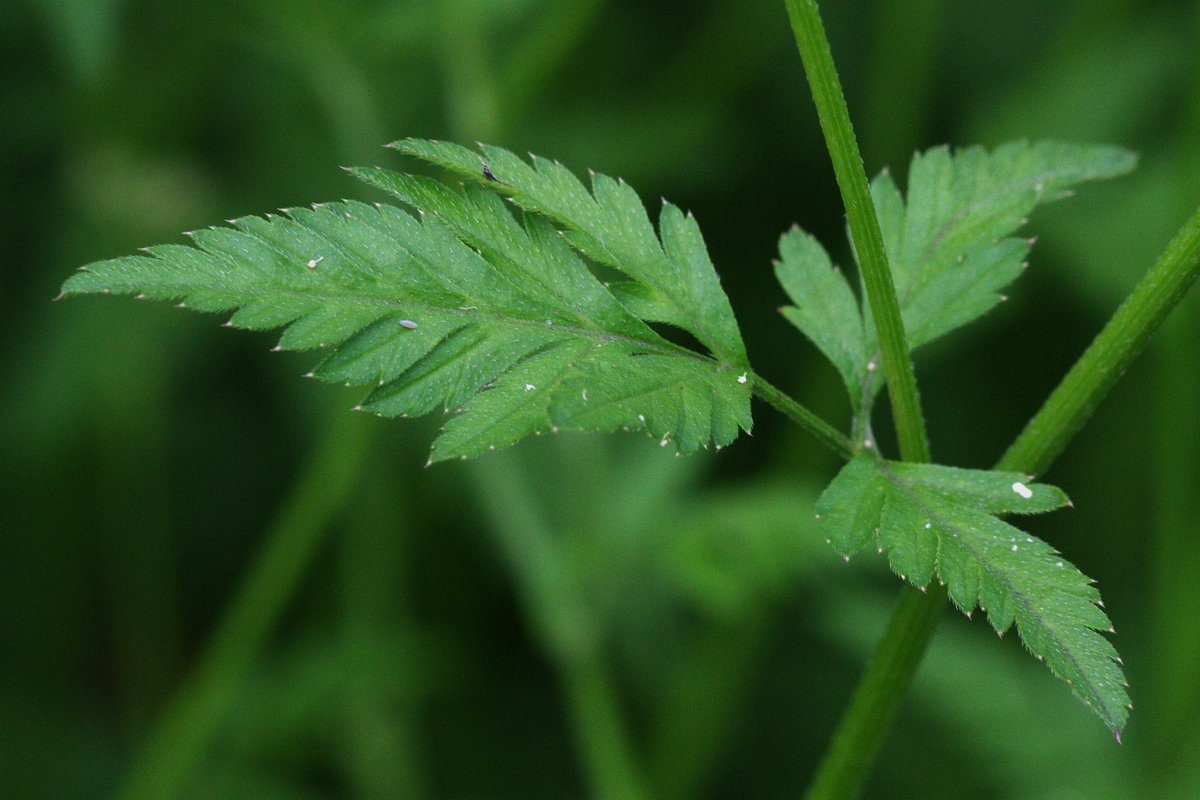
775, 140, 1137, 432
62, 142, 751, 461
817, 455, 1129, 734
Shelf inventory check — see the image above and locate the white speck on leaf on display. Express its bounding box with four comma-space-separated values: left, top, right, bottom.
1011, 481, 1033, 499
581, 389, 588, 402
659, 436, 669, 447
737, 373, 747, 384
924, 522, 932, 529
306, 256, 324, 268
399, 319, 418, 329
1011, 544, 1019, 552
866, 360, 877, 372
524, 384, 536, 391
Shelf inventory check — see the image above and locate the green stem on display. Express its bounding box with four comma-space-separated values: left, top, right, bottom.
751, 372, 855, 459
115, 413, 371, 800
785, 5, 936, 795
999, 204, 1200, 476
804, 584, 946, 800
805, 205, 1200, 799
787, 2, 1200, 797
784, 0, 930, 464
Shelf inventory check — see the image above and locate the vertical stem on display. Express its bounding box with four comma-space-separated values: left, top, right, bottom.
560, 656, 654, 800
785, 3, 1200, 799
804, 585, 945, 800
806, 203, 1200, 800
784, 0, 930, 464
785, 4, 940, 797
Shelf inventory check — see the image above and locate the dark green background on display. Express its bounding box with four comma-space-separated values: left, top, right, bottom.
3, 0, 1199, 797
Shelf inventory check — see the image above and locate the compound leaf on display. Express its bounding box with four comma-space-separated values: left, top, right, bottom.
375, 138, 748, 367
62, 148, 752, 461
774, 227, 870, 408
777, 141, 1136, 423
816, 454, 1129, 734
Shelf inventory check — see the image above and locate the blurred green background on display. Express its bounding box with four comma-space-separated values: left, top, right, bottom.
3, 0, 1200, 797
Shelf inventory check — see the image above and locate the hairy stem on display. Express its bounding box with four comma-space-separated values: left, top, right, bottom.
788, 1, 1200, 797
784, 0, 930, 464
750, 372, 856, 459
115, 413, 371, 800
807, 204, 1200, 799
804, 584, 947, 800
999, 204, 1200, 476
785, 3, 937, 797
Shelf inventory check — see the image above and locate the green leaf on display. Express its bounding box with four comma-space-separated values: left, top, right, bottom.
62, 155, 752, 461
774, 226, 869, 409
816, 454, 1129, 734
777, 141, 1136, 425
373, 138, 749, 367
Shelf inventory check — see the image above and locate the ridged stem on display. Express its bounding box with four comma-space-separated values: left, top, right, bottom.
998, 205, 1200, 475
784, 2, 1200, 798
784, 0, 930, 465
751, 372, 855, 460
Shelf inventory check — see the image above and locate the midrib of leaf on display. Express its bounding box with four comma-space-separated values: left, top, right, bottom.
104, 205, 713, 366
104, 268, 715, 366
873, 460, 1119, 725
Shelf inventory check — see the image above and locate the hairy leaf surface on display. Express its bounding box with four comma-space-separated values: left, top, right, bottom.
62, 153, 752, 461
777, 141, 1136, 426
816, 454, 1129, 733
371, 138, 748, 366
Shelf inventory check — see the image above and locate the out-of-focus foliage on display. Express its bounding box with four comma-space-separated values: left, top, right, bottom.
3, 1, 1199, 798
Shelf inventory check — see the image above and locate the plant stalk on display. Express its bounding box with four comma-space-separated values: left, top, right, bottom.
806, 205, 1200, 799
785, 2, 1200, 798
784, 4, 940, 797
784, 0, 930, 464
999, 204, 1200, 476
750, 373, 856, 459
804, 584, 946, 800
